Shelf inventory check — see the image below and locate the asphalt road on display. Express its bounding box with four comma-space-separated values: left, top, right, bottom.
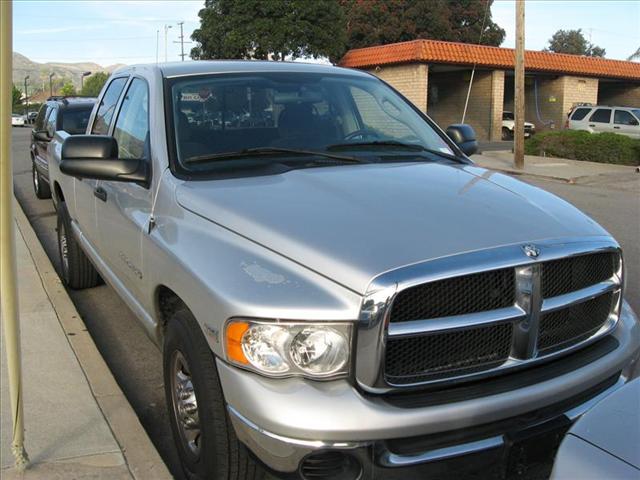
10, 127, 639, 479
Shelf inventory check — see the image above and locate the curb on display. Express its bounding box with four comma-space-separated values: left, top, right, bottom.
14, 201, 173, 480
475, 165, 579, 184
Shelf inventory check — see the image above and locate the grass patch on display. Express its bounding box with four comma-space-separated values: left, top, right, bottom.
524, 130, 640, 166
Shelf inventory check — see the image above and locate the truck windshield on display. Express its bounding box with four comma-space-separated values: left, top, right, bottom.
169, 72, 455, 173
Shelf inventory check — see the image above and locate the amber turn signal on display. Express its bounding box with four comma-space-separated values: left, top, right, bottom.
225, 321, 250, 364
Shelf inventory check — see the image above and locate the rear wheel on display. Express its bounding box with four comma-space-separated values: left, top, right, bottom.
502, 127, 513, 141
32, 162, 51, 199
56, 202, 100, 289
164, 309, 263, 480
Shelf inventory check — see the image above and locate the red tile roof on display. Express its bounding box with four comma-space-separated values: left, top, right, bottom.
340, 39, 640, 81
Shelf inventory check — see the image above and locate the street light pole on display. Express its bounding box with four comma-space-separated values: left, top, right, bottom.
23, 75, 29, 115
49, 72, 55, 97
164, 24, 173, 62
80, 71, 91, 92
1, 0, 30, 470
156, 29, 159, 63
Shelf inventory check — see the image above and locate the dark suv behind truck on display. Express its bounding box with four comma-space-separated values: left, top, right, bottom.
30, 96, 96, 199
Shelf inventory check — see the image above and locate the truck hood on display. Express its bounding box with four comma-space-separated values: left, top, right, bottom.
176, 162, 608, 294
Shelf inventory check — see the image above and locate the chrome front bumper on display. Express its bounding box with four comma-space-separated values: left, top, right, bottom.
220, 302, 640, 475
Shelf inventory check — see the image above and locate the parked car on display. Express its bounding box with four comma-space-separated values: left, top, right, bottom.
48, 62, 640, 480
501, 111, 535, 140
27, 111, 38, 124
30, 96, 96, 199
567, 105, 640, 139
11, 113, 25, 127
551, 377, 640, 479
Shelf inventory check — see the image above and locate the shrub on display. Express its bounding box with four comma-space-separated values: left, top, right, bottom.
524, 130, 640, 166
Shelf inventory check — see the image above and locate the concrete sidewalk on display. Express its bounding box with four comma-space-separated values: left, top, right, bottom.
471, 150, 639, 185
1, 205, 171, 479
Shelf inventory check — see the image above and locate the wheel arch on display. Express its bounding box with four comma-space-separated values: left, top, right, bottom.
53, 181, 65, 204
156, 285, 190, 333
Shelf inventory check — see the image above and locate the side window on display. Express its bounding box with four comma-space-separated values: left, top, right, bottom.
34, 105, 49, 131
91, 77, 128, 135
112, 78, 149, 160
570, 108, 591, 121
589, 108, 612, 123
45, 108, 58, 137
614, 110, 639, 126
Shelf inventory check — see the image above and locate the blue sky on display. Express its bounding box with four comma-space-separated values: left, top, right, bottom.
12, 0, 640, 66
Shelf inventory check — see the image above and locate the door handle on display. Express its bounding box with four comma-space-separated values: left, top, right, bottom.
94, 186, 107, 202
588, 124, 595, 127
613, 126, 620, 129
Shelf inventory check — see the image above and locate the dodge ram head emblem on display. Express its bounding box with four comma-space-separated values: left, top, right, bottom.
522, 244, 540, 258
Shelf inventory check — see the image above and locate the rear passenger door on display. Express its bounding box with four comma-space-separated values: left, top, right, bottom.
95, 77, 152, 300
587, 108, 613, 134
613, 109, 640, 139
74, 76, 128, 247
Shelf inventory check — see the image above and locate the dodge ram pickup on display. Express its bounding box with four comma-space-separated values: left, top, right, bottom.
48, 61, 640, 480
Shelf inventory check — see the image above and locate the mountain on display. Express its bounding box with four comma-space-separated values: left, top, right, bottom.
12, 52, 124, 93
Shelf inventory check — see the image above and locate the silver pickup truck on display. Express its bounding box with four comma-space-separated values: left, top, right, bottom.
48, 61, 640, 480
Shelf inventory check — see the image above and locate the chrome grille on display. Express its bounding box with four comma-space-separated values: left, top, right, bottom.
385, 323, 513, 384
541, 252, 617, 298
538, 293, 614, 354
358, 242, 623, 391
389, 269, 515, 322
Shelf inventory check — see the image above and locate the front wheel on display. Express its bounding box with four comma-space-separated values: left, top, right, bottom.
56, 202, 100, 289
163, 309, 263, 480
32, 162, 51, 199
502, 127, 513, 141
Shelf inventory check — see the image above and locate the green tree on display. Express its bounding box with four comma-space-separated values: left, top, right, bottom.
80, 72, 109, 97
343, 0, 505, 52
60, 81, 77, 96
12, 84, 22, 107
545, 29, 606, 57
191, 0, 347, 62
627, 47, 640, 61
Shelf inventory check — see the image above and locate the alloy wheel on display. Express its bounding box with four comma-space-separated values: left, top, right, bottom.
170, 350, 201, 456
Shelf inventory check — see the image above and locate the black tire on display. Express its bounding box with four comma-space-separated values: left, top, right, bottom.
163, 309, 263, 480
502, 127, 513, 141
56, 202, 100, 289
32, 161, 51, 199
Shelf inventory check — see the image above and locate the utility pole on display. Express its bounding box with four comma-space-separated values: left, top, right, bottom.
1, 0, 30, 470
23, 75, 29, 115
173, 21, 191, 61
514, 0, 525, 169
49, 72, 55, 97
164, 24, 173, 62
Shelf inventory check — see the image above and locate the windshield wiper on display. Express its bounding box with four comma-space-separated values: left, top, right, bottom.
184, 147, 362, 165
326, 140, 459, 161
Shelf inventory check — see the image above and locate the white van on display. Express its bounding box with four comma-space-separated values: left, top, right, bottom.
567, 105, 640, 139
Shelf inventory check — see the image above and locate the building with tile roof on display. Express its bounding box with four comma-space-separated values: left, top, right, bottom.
340, 39, 640, 141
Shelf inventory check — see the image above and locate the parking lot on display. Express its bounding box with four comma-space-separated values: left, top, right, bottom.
10, 126, 640, 479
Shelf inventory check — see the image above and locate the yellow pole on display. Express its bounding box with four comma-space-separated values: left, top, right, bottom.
1, 0, 29, 470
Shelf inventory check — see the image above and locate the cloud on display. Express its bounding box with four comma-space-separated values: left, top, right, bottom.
17, 25, 105, 35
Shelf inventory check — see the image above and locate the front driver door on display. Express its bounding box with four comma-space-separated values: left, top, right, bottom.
74, 76, 128, 247
95, 77, 152, 300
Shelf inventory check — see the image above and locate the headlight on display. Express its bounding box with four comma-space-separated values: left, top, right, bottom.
225, 319, 352, 379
